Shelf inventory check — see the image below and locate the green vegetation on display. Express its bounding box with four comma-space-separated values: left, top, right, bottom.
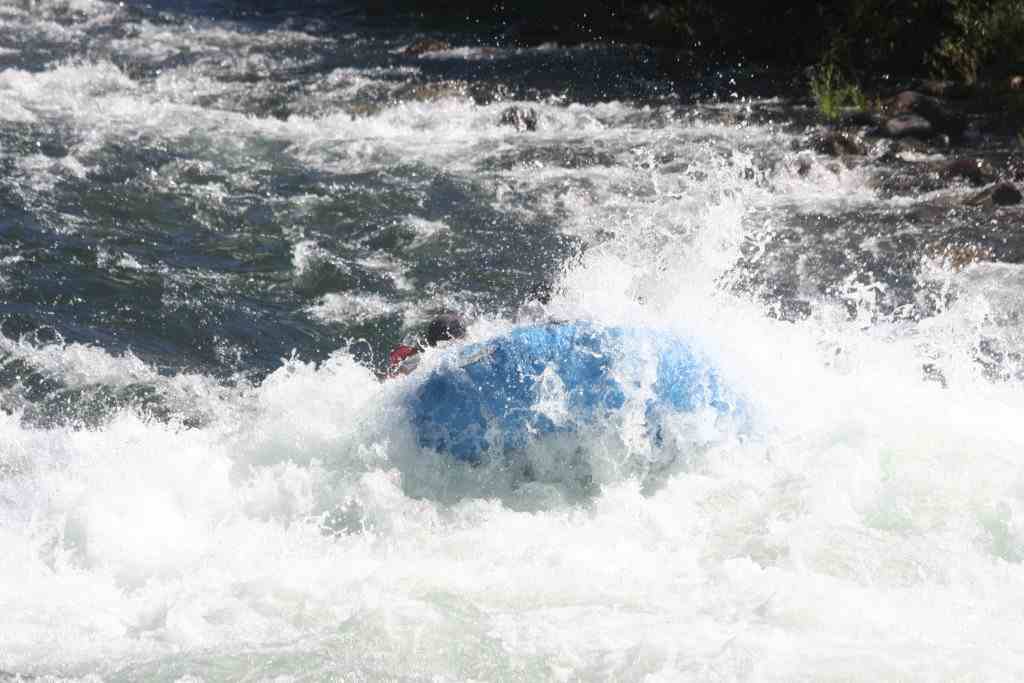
925, 0, 1024, 82
414, 1, 1024, 83
654, 0, 1024, 82
810, 59, 867, 120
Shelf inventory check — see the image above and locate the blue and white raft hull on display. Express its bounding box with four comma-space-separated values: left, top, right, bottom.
409, 322, 745, 463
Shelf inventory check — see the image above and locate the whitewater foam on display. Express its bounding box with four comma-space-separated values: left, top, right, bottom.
2, 2, 1024, 679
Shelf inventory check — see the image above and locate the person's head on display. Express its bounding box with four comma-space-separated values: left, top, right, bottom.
425, 312, 465, 346
527, 281, 553, 305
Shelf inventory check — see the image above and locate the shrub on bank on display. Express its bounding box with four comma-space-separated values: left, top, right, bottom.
401, 0, 1024, 82
810, 59, 867, 120
658, 0, 1024, 82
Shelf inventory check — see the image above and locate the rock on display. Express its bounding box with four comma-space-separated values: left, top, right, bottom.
881, 114, 934, 138
499, 106, 539, 132
942, 158, 997, 186
897, 139, 938, 157
889, 90, 966, 138
343, 101, 382, 117
992, 183, 1023, 205
813, 131, 867, 156
890, 90, 940, 113
401, 39, 450, 57
964, 182, 1023, 207
927, 241, 995, 270
872, 139, 899, 162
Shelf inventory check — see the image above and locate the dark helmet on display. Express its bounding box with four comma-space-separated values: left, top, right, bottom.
425, 312, 465, 346
527, 281, 553, 305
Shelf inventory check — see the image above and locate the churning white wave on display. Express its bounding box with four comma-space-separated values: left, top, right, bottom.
4, 237, 1024, 679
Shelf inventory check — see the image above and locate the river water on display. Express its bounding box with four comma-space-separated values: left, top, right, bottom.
2, 1, 1024, 680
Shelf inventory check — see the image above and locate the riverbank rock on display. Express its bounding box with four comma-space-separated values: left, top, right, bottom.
813, 131, 867, 156
499, 106, 539, 132
881, 114, 933, 138
964, 182, 1023, 207
889, 90, 966, 139
942, 158, 997, 186
933, 242, 996, 270
401, 39, 450, 56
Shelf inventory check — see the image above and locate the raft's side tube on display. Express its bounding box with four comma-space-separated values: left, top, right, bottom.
410, 322, 741, 462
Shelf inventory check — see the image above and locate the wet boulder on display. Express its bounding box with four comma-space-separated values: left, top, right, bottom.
889, 90, 966, 139
872, 138, 899, 162
499, 106, 539, 132
926, 241, 995, 270
942, 158, 997, 186
880, 114, 933, 139
964, 182, 1023, 207
813, 131, 867, 156
789, 155, 842, 178
401, 39, 450, 57
895, 138, 937, 155
990, 183, 1022, 206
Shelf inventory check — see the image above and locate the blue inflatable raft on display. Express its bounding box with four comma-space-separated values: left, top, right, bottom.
409, 322, 744, 462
